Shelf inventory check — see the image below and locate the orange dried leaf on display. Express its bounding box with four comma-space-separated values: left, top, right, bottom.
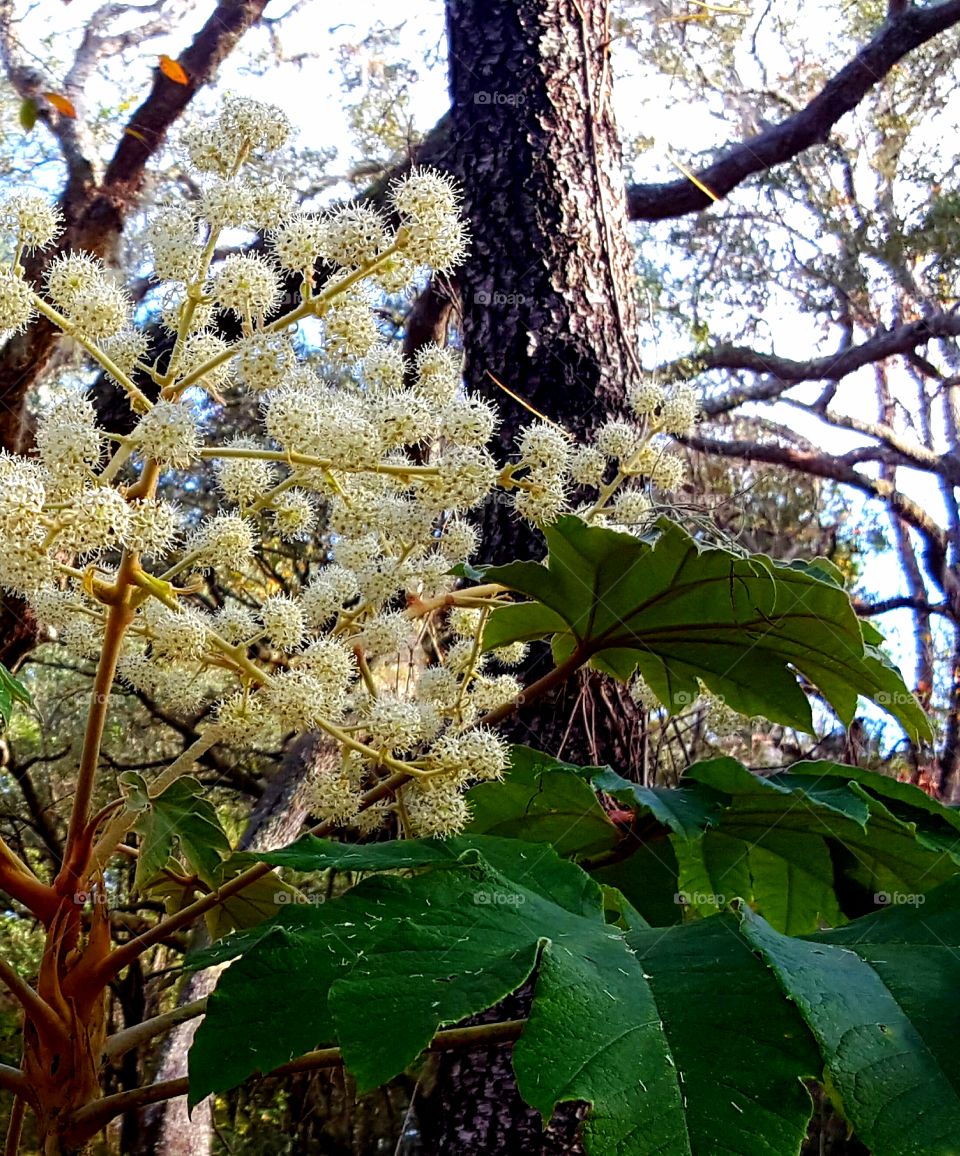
43, 92, 76, 118
159, 55, 189, 85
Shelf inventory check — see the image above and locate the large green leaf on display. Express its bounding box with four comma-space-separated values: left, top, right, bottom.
744, 877, 960, 1155
465, 745, 618, 858
618, 917, 820, 1155
585, 757, 960, 933
191, 835, 814, 1153
479, 516, 929, 742
189, 834, 960, 1155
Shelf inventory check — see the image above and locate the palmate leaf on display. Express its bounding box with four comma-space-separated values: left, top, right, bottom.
188, 835, 960, 1155
591, 757, 960, 933
188, 835, 811, 1154
743, 878, 960, 1155
479, 516, 929, 743
120, 773, 231, 893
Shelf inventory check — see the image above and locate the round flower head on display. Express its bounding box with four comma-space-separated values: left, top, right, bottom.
234, 335, 300, 392
145, 209, 201, 282
60, 486, 130, 555
270, 214, 325, 273
364, 695, 426, 752
215, 603, 258, 644
0, 271, 35, 336
0, 453, 45, 535
609, 489, 651, 526
300, 565, 360, 627
194, 511, 257, 570
149, 606, 209, 662
440, 518, 479, 563
318, 205, 391, 270
270, 490, 315, 541
353, 609, 409, 658
658, 386, 699, 436
429, 727, 509, 782
210, 253, 281, 322
440, 396, 497, 448
200, 180, 256, 230
35, 393, 101, 476
252, 179, 297, 229
413, 344, 462, 406
259, 593, 306, 651
132, 401, 202, 468
123, 499, 180, 557
1, 193, 62, 253
569, 445, 607, 487
363, 344, 407, 393
215, 692, 264, 747
595, 419, 642, 462
652, 452, 686, 492
518, 422, 572, 472
215, 438, 276, 506
391, 168, 461, 221
628, 380, 665, 419
46, 253, 129, 339
417, 446, 498, 511
403, 778, 471, 838
100, 329, 150, 381
218, 94, 292, 157
323, 296, 379, 362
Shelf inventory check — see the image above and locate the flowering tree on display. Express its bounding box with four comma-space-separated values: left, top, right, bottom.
0, 94, 956, 1156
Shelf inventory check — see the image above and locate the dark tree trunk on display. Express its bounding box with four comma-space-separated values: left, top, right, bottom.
419, 1, 645, 1150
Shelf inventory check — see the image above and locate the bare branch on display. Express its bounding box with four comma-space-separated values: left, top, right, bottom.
678, 313, 960, 417
625, 0, 960, 220
73, 1019, 527, 1138
103, 996, 208, 1061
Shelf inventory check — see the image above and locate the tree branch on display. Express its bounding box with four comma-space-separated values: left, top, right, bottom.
0, 0, 272, 451
625, 0, 960, 220
72, 1019, 527, 1138
676, 313, 960, 417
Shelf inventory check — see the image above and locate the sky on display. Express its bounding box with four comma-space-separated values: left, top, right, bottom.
7, 0, 956, 732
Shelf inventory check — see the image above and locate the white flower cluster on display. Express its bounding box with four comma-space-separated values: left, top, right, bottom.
0, 96, 698, 842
